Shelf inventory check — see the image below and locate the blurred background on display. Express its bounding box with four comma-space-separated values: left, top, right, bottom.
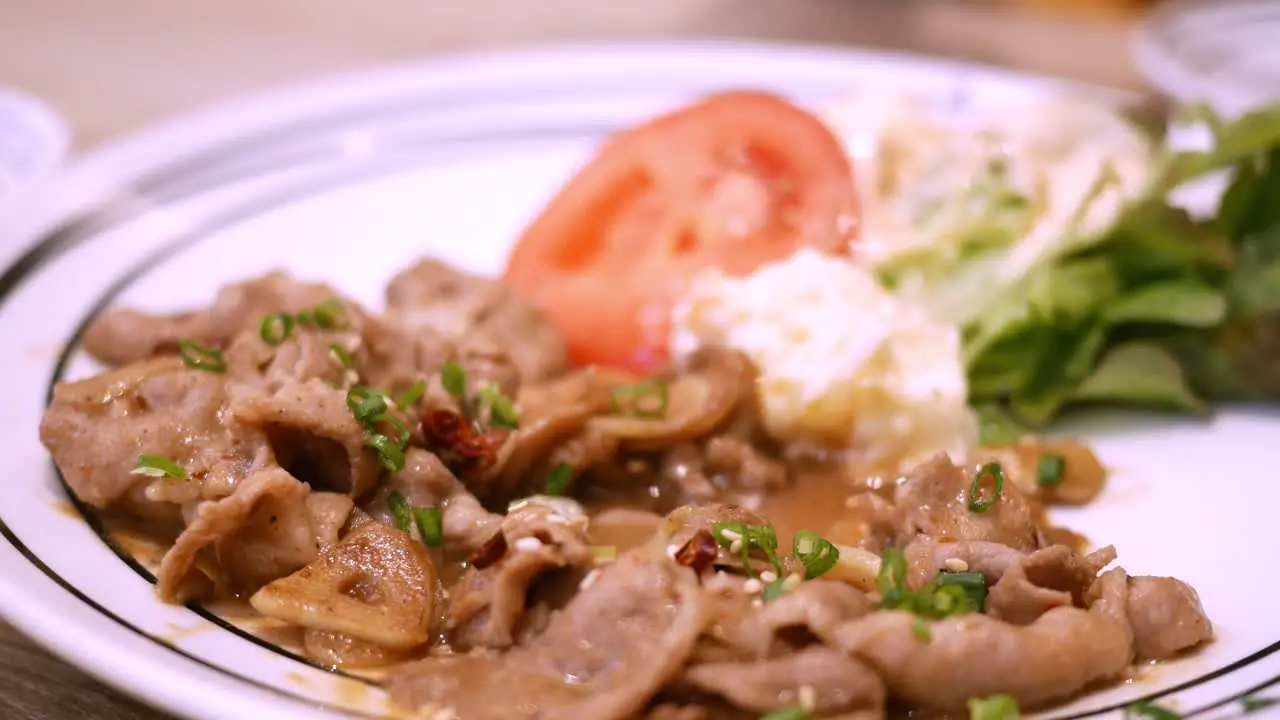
2, 0, 1166, 151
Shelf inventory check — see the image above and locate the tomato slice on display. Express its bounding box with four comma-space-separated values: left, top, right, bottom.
503, 90, 859, 372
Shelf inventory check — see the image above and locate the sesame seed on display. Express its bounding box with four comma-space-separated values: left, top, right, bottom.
760, 570, 778, 583
718, 528, 743, 542
742, 578, 764, 594
798, 685, 817, 712
729, 539, 743, 554
751, 598, 764, 609
580, 569, 600, 590
944, 558, 969, 572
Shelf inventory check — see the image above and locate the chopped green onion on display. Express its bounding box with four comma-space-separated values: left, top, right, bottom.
711, 521, 783, 578
311, 299, 348, 330
329, 342, 354, 370
792, 530, 840, 579
968, 462, 1006, 513
759, 705, 812, 720
131, 455, 187, 480
440, 360, 467, 398
369, 414, 411, 447
1124, 701, 1180, 720
1036, 453, 1066, 488
387, 490, 412, 532
347, 387, 389, 423
589, 545, 618, 562
412, 507, 444, 547
937, 571, 988, 612
926, 583, 972, 616
609, 379, 669, 418
396, 379, 427, 409
968, 694, 1020, 720
476, 383, 519, 429
763, 579, 787, 603
911, 617, 931, 642
877, 547, 909, 609
258, 312, 294, 346
365, 432, 406, 472
177, 339, 225, 373
1243, 697, 1279, 714
544, 462, 573, 496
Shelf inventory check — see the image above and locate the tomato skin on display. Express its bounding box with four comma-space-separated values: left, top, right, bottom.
504, 90, 859, 372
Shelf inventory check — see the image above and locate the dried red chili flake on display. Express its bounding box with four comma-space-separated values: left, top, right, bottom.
673, 529, 719, 575
468, 531, 509, 570
421, 409, 508, 474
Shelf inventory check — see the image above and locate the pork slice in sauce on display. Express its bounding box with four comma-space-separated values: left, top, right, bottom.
382, 258, 569, 384
40, 356, 268, 510
223, 329, 354, 391
305, 492, 354, 553
894, 453, 1040, 551
155, 466, 315, 602
986, 544, 1118, 625
362, 448, 501, 552
1124, 576, 1213, 660
81, 272, 364, 367
759, 580, 875, 645
387, 552, 705, 720
834, 567, 1134, 711
446, 499, 593, 650
230, 378, 383, 497
684, 645, 885, 716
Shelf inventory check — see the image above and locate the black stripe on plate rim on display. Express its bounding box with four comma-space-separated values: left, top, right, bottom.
0, 69, 1271, 719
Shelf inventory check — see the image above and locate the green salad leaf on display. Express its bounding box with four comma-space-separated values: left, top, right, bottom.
884, 100, 1280, 431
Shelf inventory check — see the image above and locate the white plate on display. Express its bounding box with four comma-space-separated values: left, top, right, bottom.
1133, 0, 1280, 116
0, 41, 1274, 720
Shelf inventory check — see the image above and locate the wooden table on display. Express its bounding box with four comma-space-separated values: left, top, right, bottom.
0, 0, 1149, 717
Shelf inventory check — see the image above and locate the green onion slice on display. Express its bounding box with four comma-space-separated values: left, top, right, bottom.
937, 571, 987, 612
329, 342, 355, 370
476, 384, 519, 429
968, 694, 1020, 720
347, 387, 389, 423
365, 432, 406, 472
412, 506, 444, 547
760, 706, 812, 720
132, 455, 187, 480
762, 580, 787, 602
440, 360, 467, 398
311, 299, 349, 330
544, 462, 573, 496
877, 547, 909, 608
1124, 701, 1181, 719
369, 414, 411, 447
396, 379, 427, 409
911, 617, 931, 642
177, 339, 225, 373
710, 521, 783, 578
968, 462, 1006, 512
1242, 696, 1279, 714
1036, 453, 1066, 488
792, 530, 840, 579
387, 490, 412, 532
609, 379, 669, 418
258, 312, 294, 346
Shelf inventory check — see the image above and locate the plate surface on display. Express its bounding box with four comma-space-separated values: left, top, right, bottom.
0, 41, 1274, 720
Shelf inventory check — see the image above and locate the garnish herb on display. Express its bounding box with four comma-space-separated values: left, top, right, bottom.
911, 617, 931, 642
1124, 700, 1181, 719
1242, 696, 1279, 714
759, 706, 812, 720
968, 462, 1006, 512
544, 462, 574, 496
610, 379, 670, 418
1036, 453, 1066, 488
762, 580, 787, 603
396, 379, 427, 409
365, 432, 407, 472
177, 339, 226, 373
346, 387, 411, 471
329, 342, 355, 370
310, 299, 348, 330
476, 383, 520, 429
347, 386, 389, 422
967, 694, 1020, 720
132, 455, 187, 480
711, 521, 785, 579
412, 507, 444, 547
879, 548, 986, 617
441, 360, 467, 398
387, 491, 412, 532
792, 530, 840, 579
937, 571, 988, 612
259, 312, 295, 346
